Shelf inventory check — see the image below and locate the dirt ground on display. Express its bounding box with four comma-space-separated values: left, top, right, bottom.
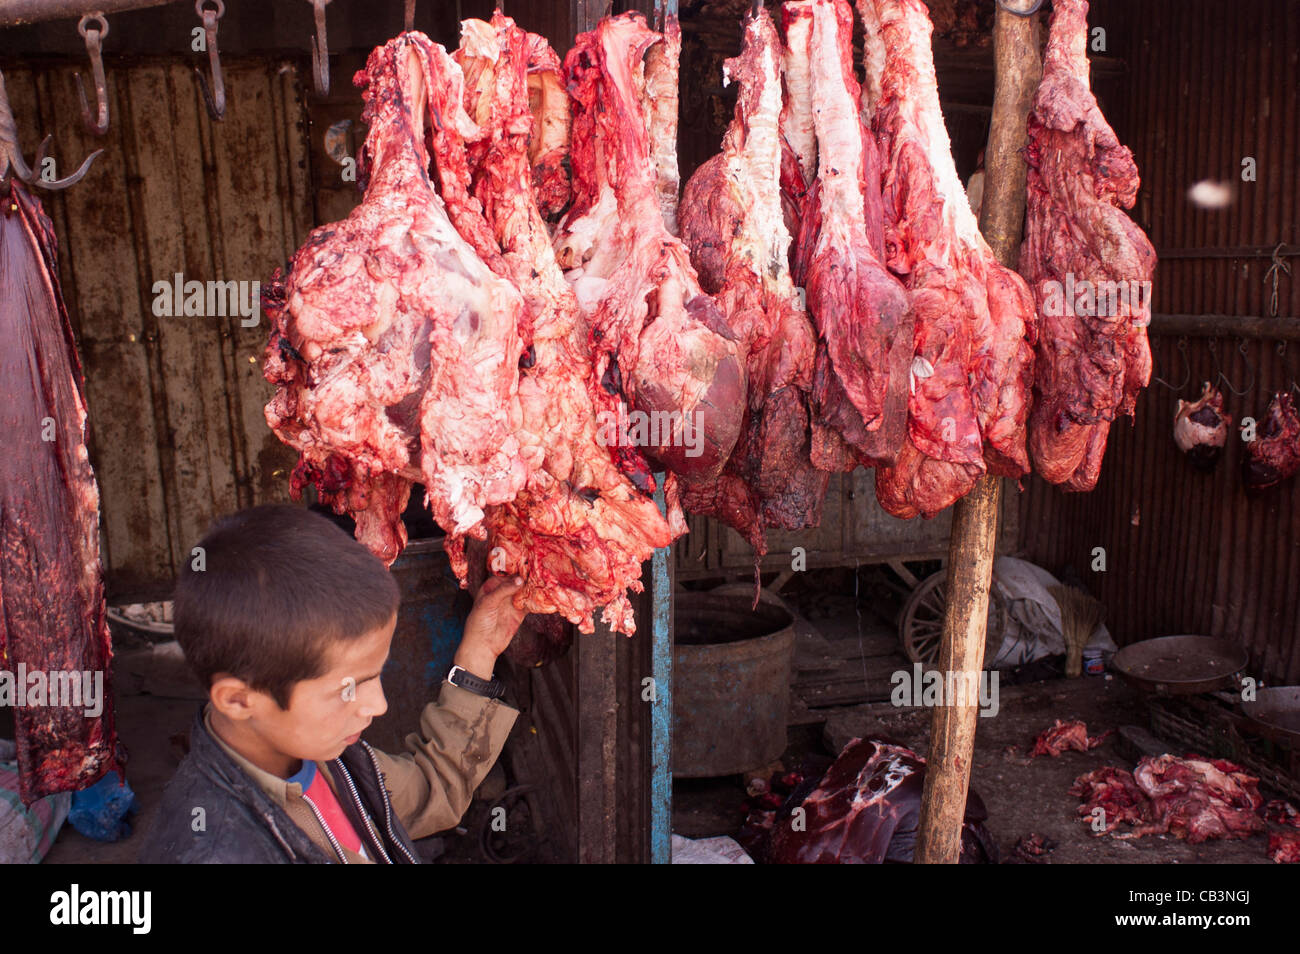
672, 593, 1285, 865
20, 605, 1291, 865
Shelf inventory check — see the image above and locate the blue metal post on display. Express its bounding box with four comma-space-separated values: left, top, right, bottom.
650, 0, 679, 867
650, 473, 672, 864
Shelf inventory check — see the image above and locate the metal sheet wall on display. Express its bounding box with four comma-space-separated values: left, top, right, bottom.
1018, 0, 1300, 683
5, 59, 313, 599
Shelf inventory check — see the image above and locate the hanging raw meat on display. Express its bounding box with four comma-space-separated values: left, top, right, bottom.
554, 12, 745, 482
1021, 0, 1156, 491
1, 182, 119, 803
453, 15, 682, 635
677, 7, 827, 553
786, 0, 913, 475
862, 0, 1037, 519
1243, 392, 1300, 491
1173, 381, 1230, 471
264, 32, 534, 565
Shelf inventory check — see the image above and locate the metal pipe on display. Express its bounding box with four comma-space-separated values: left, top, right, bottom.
0, 0, 176, 28
649, 473, 672, 864
1149, 313, 1300, 340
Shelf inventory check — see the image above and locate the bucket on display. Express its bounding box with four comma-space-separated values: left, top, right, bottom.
673, 592, 795, 777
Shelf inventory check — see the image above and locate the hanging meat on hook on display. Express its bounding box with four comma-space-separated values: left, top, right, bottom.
264, 31, 533, 567
554, 12, 745, 483
1173, 381, 1230, 471
453, 14, 682, 636
1020, 0, 1157, 491
787, 0, 913, 477
1243, 393, 1300, 492
860, 0, 1037, 518
1, 180, 120, 803
676, 6, 827, 555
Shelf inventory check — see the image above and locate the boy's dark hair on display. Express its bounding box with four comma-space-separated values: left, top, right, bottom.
175, 504, 401, 709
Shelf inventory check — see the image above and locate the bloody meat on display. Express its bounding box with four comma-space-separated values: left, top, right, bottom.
1021, 0, 1156, 491
862, 0, 1037, 518
677, 7, 828, 554
1, 182, 119, 803
555, 13, 745, 482
453, 15, 682, 634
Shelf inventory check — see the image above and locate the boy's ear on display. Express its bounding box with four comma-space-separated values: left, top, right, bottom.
210, 674, 260, 721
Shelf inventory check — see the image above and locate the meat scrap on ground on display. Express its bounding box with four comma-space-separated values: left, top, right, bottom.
770, 737, 997, 863
1173, 381, 1230, 471
453, 14, 681, 634
1021, 0, 1156, 491
1242, 392, 1300, 491
861, 0, 1037, 518
555, 12, 745, 483
1030, 719, 1112, 758
1068, 765, 1152, 833
1, 182, 119, 803
1071, 756, 1265, 844
265, 31, 531, 566
677, 7, 828, 553
786, 0, 913, 475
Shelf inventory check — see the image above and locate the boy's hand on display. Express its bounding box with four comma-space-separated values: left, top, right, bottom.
453, 575, 527, 681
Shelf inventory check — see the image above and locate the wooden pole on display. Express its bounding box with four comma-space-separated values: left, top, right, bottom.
913, 1, 1042, 864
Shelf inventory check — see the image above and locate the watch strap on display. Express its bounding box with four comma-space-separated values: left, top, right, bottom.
447, 665, 504, 700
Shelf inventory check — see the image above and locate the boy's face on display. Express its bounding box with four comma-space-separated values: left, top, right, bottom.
212, 612, 397, 776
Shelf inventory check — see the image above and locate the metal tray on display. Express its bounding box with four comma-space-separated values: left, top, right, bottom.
1240, 686, 1300, 745
1112, 634, 1248, 695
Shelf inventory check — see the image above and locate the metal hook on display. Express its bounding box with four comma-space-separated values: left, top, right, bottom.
308, 0, 332, 98
0, 72, 103, 192
1264, 243, 1292, 319
404, 0, 415, 32
1213, 337, 1256, 397
74, 13, 110, 136
194, 0, 226, 121
1152, 335, 1191, 392
1276, 340, 1300, 398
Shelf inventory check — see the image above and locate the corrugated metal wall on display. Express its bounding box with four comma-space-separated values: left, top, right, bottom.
5, 59, 313, 599
1017, 0, 1300, 683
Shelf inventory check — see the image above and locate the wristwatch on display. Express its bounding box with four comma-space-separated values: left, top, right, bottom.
447, 665, 505, 700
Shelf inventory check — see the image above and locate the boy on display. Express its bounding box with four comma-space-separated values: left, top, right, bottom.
139, 504, 524, 863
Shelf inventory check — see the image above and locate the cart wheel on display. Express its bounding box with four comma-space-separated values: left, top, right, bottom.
899, 569, 1007, 668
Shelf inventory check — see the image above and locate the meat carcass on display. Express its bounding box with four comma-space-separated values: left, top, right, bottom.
1, 182, 119, 803
786, 0, 912, 474
555, 13, 745, 482
1173, 381, 1230, 471
676, 8, 828, 552
1021, 0, 1156, 491
264, 32, 533, 564
1029, 719, 1111, 758
862, 0, 1038, 518
453, 15, 682, 634
770, 738, 996, 863
1243, 392, 1300, 491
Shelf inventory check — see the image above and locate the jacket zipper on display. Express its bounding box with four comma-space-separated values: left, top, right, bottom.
301, 792, 349, 864
333, 759, 394, 864
361, 741, 419, 864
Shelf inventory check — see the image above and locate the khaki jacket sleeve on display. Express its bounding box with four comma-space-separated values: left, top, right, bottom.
370, 680, 518, 840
